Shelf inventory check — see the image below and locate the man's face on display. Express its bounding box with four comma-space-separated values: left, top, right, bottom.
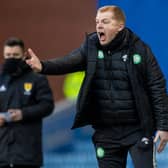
3, 46, 24, 59
96, 11, 124, 46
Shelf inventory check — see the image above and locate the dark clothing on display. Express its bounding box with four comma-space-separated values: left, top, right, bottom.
0, 63, 54, 166
40, 27, 168, 168
90, 50, 138, 125
41, 28, 168, 137
0, 166, 39, 168
92, 125, 155, 168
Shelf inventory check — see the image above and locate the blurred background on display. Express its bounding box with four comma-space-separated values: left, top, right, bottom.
0, 0, 168, 167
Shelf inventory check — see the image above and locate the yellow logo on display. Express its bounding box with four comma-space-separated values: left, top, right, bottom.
24, 83, 32, 93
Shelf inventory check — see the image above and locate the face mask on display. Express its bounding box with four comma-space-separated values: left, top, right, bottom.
2, 58, 23, 75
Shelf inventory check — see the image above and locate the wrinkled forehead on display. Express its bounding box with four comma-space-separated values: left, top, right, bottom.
96, 11, 115, 20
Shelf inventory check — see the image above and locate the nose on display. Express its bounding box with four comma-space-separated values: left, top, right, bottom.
8, 55, 15, 58
96, 22, 103, 30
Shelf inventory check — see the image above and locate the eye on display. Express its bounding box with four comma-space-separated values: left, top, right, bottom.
103, 19, 110, 24
13, 53, 20, 56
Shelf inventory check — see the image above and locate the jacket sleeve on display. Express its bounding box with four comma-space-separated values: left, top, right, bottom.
41, 44, 87, 75
21, 75, 54, 120
145, 46, 168, 131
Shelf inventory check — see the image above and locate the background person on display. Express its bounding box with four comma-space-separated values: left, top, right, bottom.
0, 37, 54, 168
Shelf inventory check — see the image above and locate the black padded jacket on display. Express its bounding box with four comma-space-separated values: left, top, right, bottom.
0, 64, 54, 166
41, 28, 168, 137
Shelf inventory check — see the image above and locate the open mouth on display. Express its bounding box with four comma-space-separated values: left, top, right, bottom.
98, 32, 106, 42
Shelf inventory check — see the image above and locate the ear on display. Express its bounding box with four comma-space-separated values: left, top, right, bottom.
118, 23, 125, 32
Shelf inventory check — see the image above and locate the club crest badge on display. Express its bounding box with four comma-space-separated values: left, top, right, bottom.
133, 54, 142, 64
97, 147, 105, 158
98, 50, 104, 59
24, 82, 32, 95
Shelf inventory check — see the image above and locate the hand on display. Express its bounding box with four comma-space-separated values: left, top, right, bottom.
26, 48, 42, 72
154, 130, 168, 153
8, 109, 23, 122
0, 116, 5, 127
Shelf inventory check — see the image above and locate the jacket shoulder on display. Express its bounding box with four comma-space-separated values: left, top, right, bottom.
133, 39, 153, 63
85, 32, 98, 41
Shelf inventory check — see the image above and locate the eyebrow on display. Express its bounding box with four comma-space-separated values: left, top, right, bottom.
95, 18, 111, 23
